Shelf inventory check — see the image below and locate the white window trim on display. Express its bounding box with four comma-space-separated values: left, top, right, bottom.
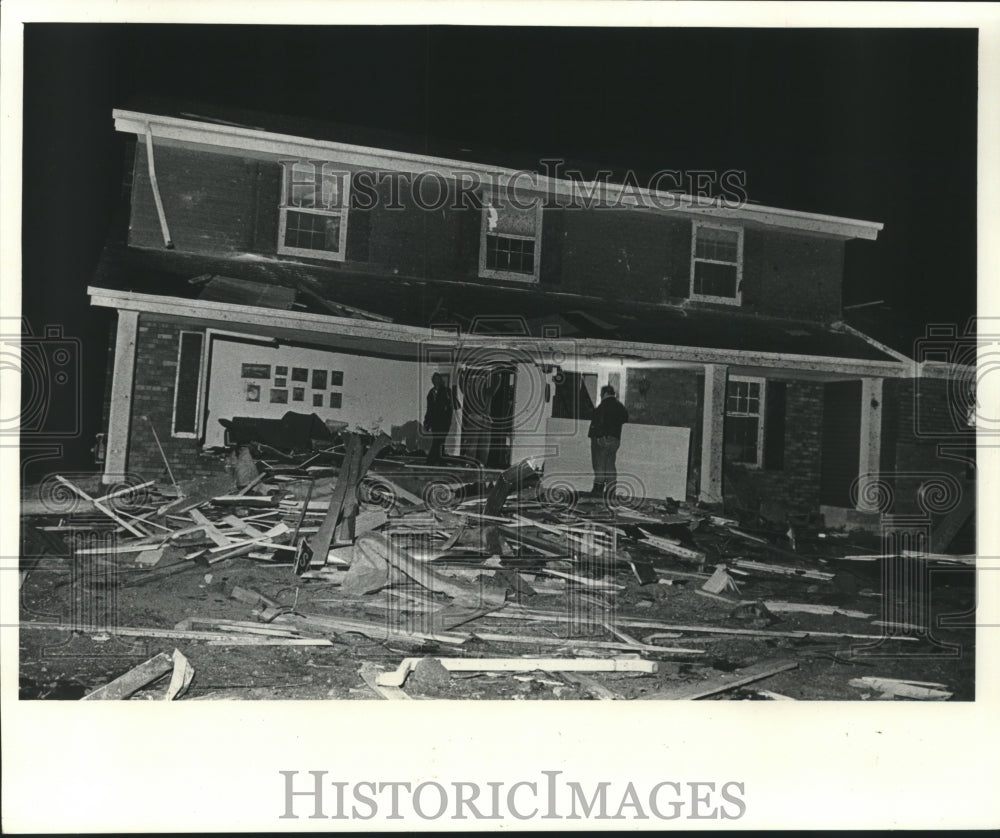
171, 330, 205, 439
478, 197, 543, 283
690, 221, 743, 305
726, 375, 766, 468
278, 161, 350, 262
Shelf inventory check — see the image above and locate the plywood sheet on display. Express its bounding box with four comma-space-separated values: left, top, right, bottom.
541, 418, 689, 501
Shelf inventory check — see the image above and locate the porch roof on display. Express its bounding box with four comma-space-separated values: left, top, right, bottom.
91, 243, 908, 372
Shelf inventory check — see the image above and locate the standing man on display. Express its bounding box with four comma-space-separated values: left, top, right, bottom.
424, 372, 453, 465
588, 384, 629, 496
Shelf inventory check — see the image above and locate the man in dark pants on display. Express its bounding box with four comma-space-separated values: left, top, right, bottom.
588, 384, 629, 497
423, 373, 453, 465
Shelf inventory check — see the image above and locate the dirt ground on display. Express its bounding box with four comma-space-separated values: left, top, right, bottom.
19, 507, 976, 702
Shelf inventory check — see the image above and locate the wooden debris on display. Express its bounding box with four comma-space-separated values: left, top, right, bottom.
637, 659, 798, 700
637, 527, 706, 564
702, 565, 741, 595
376, 655, 658, 687
359, 662, 413, 700
762, 601, 872, 619
849, 676, 953, 700
732, 559, 834, 581
55, 475, 147, 537
560, 672, 621, 700
81, 651, 175, 700
470, 632, 703, 655
164, 650, 195, 700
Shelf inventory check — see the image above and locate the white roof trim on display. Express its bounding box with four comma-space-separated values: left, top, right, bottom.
114, 109, 884, 241
88, 286, 911, 378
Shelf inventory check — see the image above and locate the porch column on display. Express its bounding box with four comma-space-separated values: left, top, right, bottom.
856, 377, 884, 512
700, 363, 728, 504
103, 310, 139, 484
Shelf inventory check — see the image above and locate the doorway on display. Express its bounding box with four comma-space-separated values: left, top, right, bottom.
458, 365, 516, 468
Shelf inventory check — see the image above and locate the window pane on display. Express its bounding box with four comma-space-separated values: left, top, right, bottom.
724, 415, 759, 464
284, 210, 342, 253
694, 260, 738, 297
486, 234, 535, 274
695, 226, 739, 262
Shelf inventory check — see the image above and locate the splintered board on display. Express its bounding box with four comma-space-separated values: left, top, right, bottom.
541, 419, 689, 502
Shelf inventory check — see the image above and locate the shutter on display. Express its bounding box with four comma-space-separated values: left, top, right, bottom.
539, 208, 563, 285
346, 171, 372, 262
763, 381, 786, 470
172, 331, 204, 436
456, 190, 483, 274
252, 161, 282, 255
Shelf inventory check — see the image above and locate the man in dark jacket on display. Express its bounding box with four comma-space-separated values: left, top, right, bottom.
588, 384, 629, 496
423, 373, 453, 465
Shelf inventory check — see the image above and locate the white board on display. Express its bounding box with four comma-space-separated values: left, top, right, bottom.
541, 418, 690, 501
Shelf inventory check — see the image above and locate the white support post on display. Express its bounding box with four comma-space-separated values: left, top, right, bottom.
103, 310, 139, 484
700, 364, 728, 504
856, 377, 884, 512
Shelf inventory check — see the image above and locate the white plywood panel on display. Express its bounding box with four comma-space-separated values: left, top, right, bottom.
541, 418, 690, 501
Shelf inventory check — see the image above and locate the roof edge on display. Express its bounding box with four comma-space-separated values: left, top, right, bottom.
114, 108, 884, 241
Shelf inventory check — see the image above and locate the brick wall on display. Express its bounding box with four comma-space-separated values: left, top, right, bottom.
125, 314, 230, 483
726, 380, 825, 516
882, 377, 975, 516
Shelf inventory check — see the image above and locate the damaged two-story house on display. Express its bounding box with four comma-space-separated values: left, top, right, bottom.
88, 101, 967, 530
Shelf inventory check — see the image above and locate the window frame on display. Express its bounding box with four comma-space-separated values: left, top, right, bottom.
277, 161, 350, 262
689, 221, 744, 305
478, 194, 543, 283
725, 375, 766, 468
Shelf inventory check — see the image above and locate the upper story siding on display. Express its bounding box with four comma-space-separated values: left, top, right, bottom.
128, 140, 848, 322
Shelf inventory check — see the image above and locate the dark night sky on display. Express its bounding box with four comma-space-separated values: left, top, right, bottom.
21, 25, 978, 473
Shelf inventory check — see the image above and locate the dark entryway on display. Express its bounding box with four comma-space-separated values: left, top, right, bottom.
819, 380, 862, 507
458, 365, 515, 469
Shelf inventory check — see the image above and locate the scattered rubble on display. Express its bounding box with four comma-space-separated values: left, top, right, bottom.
18, 430, 975, 700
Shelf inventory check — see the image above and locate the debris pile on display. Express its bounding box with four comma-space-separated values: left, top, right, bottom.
19, 431, 975, 700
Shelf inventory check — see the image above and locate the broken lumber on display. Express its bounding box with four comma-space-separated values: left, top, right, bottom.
561, 672, 621, 700
849, 676, 953, 700
376, 655, 658, 687
188, 509, 232, 547
484, 458, 540, 515
637, 659, 798, 700
55, 475, 147, 537
359, 662, 413, 700
20, 620, 318, 644
271, 610, 469, 646
470, 632, 703, 655
637, 527, 706, 564
762, 601, 872, 619
732, 559, 834, 581
80, 651, 174, 700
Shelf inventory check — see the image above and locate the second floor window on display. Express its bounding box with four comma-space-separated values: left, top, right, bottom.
690, 222, 743, 304
278, 161, 350, 261
479, 195, 542, 282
